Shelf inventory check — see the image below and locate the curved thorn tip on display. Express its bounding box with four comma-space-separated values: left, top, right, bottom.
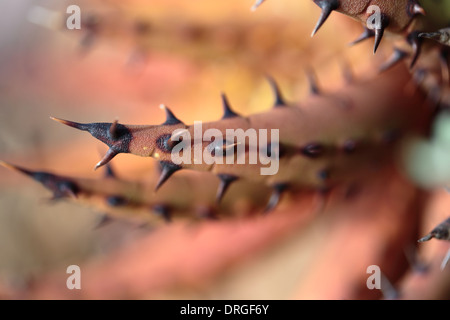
418, 234, 434, 243
50, 117, 87, 131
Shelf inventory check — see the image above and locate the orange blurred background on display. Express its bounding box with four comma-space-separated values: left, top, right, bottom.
1, 0, 447, 299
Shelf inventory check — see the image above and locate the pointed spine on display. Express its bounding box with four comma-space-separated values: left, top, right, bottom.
264, 183, 288, 213
266, 76, 287, 107
95, 215, 114, 229
221, 93, 240, 119
408, 31, 423, 68
155, 161, 182, 191
152, 204, 172, 223
216, 174, 238, 204
379, 48, 409, 73
50, 117, 90, 132
311, 0, 340, 37
0, 160, 35, 178
349, 27, 375, 47
95, 148, 119, 171
160, 104, 184, 125
306, 69, 320, 95
104, 163, 117, 179
418, 218, 450, 242
373, 14, 389, 54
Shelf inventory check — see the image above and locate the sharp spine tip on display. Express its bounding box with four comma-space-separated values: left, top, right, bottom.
50, 117, 88, 131
379, 48, 409, 73
221, 93, 239, 119
216, 174, 238, 204
160, 104, 184, 125
153, 204, 172, 223
95, 148, 118, 171
348, 27, 375, 47
60, 183, 78, 199
155, 161, 182, 191
372, 14, 389, 54
408, 31, 423, 69
0, 161, 34, 177
373, 28, 384, 54
264, 183, 288, 213
311, 0, 339, 37
104, 163, 117, 179
418, 234, 434, 242
266, 76, 287, 107
305, 69, 320, 95
95, 215, 113, 229
0, 160, 14, 171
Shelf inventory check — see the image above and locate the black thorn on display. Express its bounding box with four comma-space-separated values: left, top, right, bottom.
161, 104, 183, 125
311, 0, 340, 37
221, 93, 239, 119
418, 233, 434, 243
95, 148, 118, 170
306, 69, 320, 95
348, 27, 375, 46
104, 163, 117, 179
419, 218, 450, 242
266, 76, 287, 107
264, 183, 288, 213
106, 196, 128, 207
408, 31, 423, 68
0, 161, 80, 199
373, 14, 389, 54
155, 161, 182, 191
57, 181, 78, 199
50, 117, 90, 132
379, 48, 409, 72
216, 174, 239, 204
153, 204, 172, 223
95, 215, 113, 229
266, 141, 287, 159
301, 143, 325, 158
373, 28, 384, 54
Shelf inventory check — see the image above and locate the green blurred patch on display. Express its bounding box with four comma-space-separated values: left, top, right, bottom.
403, 111, 450, 188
